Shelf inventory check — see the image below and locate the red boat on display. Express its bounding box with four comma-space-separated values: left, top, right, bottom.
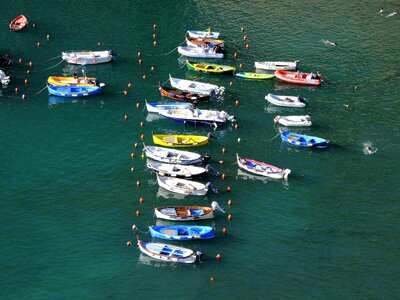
275, 70, 322, 86
9, 15, 28, 31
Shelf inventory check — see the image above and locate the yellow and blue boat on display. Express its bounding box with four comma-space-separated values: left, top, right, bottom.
47, 76, 99, 86
236, 72, 275, 80
186, 60, 235, 74
152, 133, 210, 147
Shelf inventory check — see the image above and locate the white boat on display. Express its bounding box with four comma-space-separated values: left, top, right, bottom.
154, 201, 225, 221
62, 50, 115, 65
147, 160, 212, 178
177, 46, 224, 58
143, 144, 211, 165
274, 115, 312, 127
265, 93, 307, 108
187, 30, 220, 39
255, 60, 299, 71
169, 74, 225, 96
145, 100, 193, 113
0, 70, 10, 85
156, 174, 216, 196
137, 240, 201, 264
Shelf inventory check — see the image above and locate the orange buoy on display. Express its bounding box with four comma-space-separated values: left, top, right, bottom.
140, 121, 144, 127
219, 160, 224, 165
126, 241, 132, 246
131, 152, 135, 159
128, 83, 132, 88
143, 74, 147, 80
124, 114, 129, 120
210, 277, 215, 283
136, 181, 141, 187
246, 44, 250, 49
138, 59, 142, 64
221, 173, 226, 180
18, 58, 22, 63
233, 52, 238, 59
227, 186, 231, 193
134, 143, 139, 148
136, 102, 140, 109
15, 87, 18, 94
137, 51, 141, 57
228, 199, 232, 206
151, 66, 155, 71
243, 35, 247, 41
153, 33, 157, 39
235, 100, 239, 107
222, 227, 227, 234
229, 81, 233, 87
29, 61, 33, 67
24, 79, 28, 85
37, 42, 40, 48
153, 24, 157, 30
136, 210, 141, 216
153, 41, 157, 46
123, 90, 128, 95
216, 253, 222, 261
228, 213, 232, 220
130, 166, 135, 172
234, 124, 239, 130
140, 133, 145, 140
221, 147, 226, 154
239, 63, 243, 69
139, 197, 144, 204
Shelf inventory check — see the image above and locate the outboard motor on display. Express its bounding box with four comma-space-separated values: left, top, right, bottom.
201, 153, 211, 164
211, 201, 226, 213
206, 182, 218, 194
206, 164, 220, 176
196, 251, 203, 262
298, 95, 306, 103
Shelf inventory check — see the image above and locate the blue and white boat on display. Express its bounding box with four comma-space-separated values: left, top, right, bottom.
145, 100, 193, 113
47, 85, 102, 97
280, 131, 329, 148
159, 108, 235, 128
149, 225, 214, 241
137, 240, 201, 264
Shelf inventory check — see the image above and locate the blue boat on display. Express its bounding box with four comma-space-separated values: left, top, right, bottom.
149, 225, 214, 241
47, 85, 102, 97
280, 131, 329, 148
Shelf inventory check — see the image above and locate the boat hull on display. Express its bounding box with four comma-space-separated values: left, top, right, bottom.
145, 101, 193, 113
159, 85, 210, 103
169, 74, 224, 96
178, 46, 224, 58
149, 225, 214, 240
10, 15, 28, 31
47, 76, 98, 86
47, 85, 102, 97
280, 131, 329, 148
157, 174, 210, 196
186, 61, 235, 74
255, 60, 299, 71
274, 115, 312, 127
152, 134, 209, 147
155, 206, 214, 221
62, 50, 114, 65
187, 30, 220, 39
275, 70, 322, 86
236, 72, 275, 80
266, 93, 306, 108
143, 145, 211, 165
137, 240, 198, 264
236, 153, 290, 180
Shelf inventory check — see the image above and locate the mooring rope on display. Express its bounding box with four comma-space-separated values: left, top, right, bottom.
34, 55, 62, 64
32, 59, 64, 72
30, 85, 48, 97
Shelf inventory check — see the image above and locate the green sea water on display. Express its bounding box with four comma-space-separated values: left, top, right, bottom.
1, 1, 399, 299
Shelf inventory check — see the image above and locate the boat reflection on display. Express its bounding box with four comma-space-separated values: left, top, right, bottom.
274, 82, 317, 92
156, 187, 187, 200
236, 169, 289, 187
48, 96, 79, 106
137, 254, 180, 268
145, 112, 164, 122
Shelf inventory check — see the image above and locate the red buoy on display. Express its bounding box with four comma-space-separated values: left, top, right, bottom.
124, 114, 129, 120
234, 124, 239, 130
151, 66, 155, 71
15, 87, 18, 94
29, 61, 33, 67
140, 121, 144, 127
229, 81, 233, 87
136, 210, 141, 216
131, 152, 135, 159
246, 44, 250, 50
19, 58, 22, 63
221, 147, 226, 154
139, 197, 144, 204
219, 160, 224, 165
136, 102, 140, 109
216, 253, 222, 261
153, 24, 157, 30
243, 35, 247, 41
123, 90, 128, 95
24, 79, 28, 85
227, 186, 231, 193
222, 227, 227, 234
140, 133, 145, 140
228, 199, 232, 206
126, 241, 132, 246
138, 59, 142, 64
142, 74, 147, 80
235, 100, 239, 107
153, 33, 157, 39
153, 41, 157, 47
137, 51, 141, 57
228, 213, 232, 220
128, 83, 132, 88
210, 277, 215, 283
37, 42, 40, 48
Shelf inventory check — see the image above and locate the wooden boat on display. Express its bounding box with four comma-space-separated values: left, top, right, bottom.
186, 60, 235, 74
149, 225, 214, 240
47, 85, 102, 98
143, 144, 211, 165
147, 160, 214, 178
156, 174, 216, 196
187, 30, 220, 39
152, 133, 210, 147
155, 201, 225, 221
186, 37, 224, 48
275, 70, 322, 86
9, 15, 28, 31
62, 50, 115, 65
137, 240, 201, 264
169, 74, 225, 96
145, 100, 193, 113
159, 108, 235, 127
47, 76, 99, 87
254, 60, 299, 71
178, 46, 224, 58
159, 85, 210, 103
0, 70, 10, 85
236, 72, 275, 80
280, 131, 329, 148
265, 93, 307, 108
236, 153, 291, 180
274, 115, 312, 127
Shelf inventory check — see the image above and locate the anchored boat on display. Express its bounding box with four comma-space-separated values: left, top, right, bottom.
280, 131, 329, 148
149, 225, 214, 240
152, 133, 210, 147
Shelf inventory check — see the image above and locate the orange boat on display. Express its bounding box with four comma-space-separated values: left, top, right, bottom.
186, 37, 224, 48
274, 70, 322, 86
9, 15, 28, 31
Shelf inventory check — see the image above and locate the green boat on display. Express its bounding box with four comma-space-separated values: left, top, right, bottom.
236, 72, 275, 80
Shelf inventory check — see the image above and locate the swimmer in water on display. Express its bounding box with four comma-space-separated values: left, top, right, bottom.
324, 40, 337, 46
364, 143, 378, 155
379, 7, 384, 14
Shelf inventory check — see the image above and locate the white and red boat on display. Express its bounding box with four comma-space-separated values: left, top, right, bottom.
9, 15, 28, 31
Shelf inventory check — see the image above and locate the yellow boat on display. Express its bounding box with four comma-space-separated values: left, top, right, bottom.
47, 76, 98, 86
186, 60, 235, 74
235, 72, 275, 80
152, 133, 210, 147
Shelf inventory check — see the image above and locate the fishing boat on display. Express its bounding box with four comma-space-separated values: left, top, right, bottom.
47, 85, 103, 98
0, 70, 10, 85
149, 225, 214, 240
275, 70, 322, 86
155, 201, 225, 221
186, 60, 235, 74
147, 160, 215, 178
187, 30, 220, 39
236, 72, 275, 80
169, 74, 225, 96
280, 131, 329, 148
62, 50, 115, 65
159, 85, 210, 103
156, 174, 217, 196
274, 115, 312, 127
265, 93, 307, 108
145, 100, 193, 113
177, 46, 224, 59
47, 76, 99, 86
9, 15, 28, 31
137, 240, 201, 264
159, 108, 235, 127
186, 37, 225, 48
152, 133, 210, 147
236, 153, 291, 180
254, 60, 299, 71
143, 144, 211, 165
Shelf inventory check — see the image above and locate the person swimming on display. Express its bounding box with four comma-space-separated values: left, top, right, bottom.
379, 7, 384, 14
323, 40, 337, 46
363, 143, 378, 155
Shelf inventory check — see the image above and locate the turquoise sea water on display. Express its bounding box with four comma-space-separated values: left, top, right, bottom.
1, 1, 399, 299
